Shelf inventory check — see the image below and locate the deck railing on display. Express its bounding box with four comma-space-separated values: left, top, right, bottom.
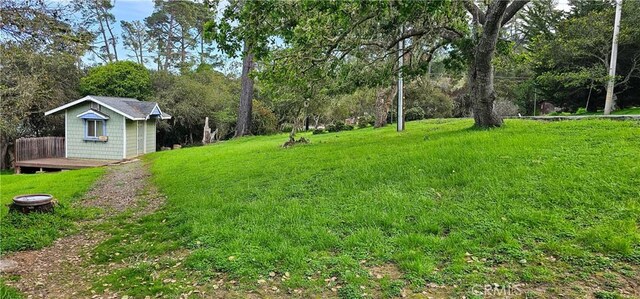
15, 137, 65, 162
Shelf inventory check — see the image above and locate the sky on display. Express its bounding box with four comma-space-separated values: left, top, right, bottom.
65, 0, 574, 72
81, 0, 154, 66
557, 0, 572, 11
70, 0, 243, 73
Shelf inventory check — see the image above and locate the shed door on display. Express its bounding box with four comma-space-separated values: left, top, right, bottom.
137, 121, 144, 155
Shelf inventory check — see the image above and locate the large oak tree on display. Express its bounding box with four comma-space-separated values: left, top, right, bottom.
205, 0, 285, 137
260, 0, 530, 128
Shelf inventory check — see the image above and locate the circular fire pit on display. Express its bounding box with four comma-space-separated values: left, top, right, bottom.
10, 194, 55, 214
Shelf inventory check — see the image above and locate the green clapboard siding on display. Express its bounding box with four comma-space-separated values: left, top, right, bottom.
146, 120, 156, 153
66, 103, 124, 160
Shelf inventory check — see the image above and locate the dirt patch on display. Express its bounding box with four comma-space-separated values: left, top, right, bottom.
1, 160, 165, 298
1, 232, 106, 298
82, 160, 164, 216
524, 266, 640, 298
368, 263, 403, 280
0, 259, 18, 272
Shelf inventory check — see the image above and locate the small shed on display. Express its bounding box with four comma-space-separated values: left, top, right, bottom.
44, 95, 171, 160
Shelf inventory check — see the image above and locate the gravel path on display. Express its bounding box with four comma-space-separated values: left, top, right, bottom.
1, 160, 164, 298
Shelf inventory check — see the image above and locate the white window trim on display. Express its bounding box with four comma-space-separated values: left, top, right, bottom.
83, 119, 107, 141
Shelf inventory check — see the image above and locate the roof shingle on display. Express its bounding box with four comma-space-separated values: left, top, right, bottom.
45, 95, 172, 120
90, 96, 159, 119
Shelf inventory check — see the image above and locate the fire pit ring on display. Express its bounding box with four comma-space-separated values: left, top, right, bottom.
10, 194, 55, 213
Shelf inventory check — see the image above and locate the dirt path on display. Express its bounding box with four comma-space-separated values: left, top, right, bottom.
1, 161, 164, 298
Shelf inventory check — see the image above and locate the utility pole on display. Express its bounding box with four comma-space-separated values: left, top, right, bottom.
397, 26, 404, 132
604, 0, 623, 115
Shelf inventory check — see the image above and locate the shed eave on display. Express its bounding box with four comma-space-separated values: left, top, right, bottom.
45, 95, 140, 120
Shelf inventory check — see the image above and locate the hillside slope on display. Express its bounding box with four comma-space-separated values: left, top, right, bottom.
145, 119, 640, 297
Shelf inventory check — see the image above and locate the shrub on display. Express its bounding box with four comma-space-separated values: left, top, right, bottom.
251, 100, 278, 135
358, 114, 375, 128
405, 78, 454, 118
312, 129, 326, 135
327, 121, 344, 132
494, 100, 520, 117
405, 106, 426, 121
575, 107, 588, 115
326, 121, 353, 132
281, 123, 294, 133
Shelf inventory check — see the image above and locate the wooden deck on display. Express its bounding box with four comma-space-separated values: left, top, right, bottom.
15, 158, 119, 172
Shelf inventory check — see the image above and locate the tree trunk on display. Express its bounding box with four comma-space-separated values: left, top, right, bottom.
235, 41, 255, 137
104, 14, 118, 61
138, 31, 144, 65
0, 140, 10, 170
180, 27, 186, 67
200, 32, 205, 65
313, 115, 320, 129
156, 40, 163, 70
164, 15, 175, 70
94, 7, 112, 62
469, 62, 502, 127
374, 85, 396, 128
468, 1, 508, 128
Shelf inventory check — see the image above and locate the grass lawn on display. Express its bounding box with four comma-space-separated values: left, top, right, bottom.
571, 107, 640, 116
110, 118, 640, 297
0, 168, 104, 253
614, 107, 640, 115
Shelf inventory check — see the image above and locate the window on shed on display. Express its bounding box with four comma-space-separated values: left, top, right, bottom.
91, 102, 101, 111
85, 119, 106, 139
87, 120, 96, 137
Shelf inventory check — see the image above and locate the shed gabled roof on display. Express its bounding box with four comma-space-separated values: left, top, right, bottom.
45, 95, 172, 120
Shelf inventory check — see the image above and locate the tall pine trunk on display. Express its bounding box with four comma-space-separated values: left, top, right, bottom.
235, 41, 255, 137
105, 15, 118, 61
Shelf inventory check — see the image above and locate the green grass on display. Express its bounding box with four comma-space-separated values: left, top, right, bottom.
0, 279, 22, 299
140, 118, 639, 293
0, 168, 104, 253
612, 107, 640, 115
572, 107, 640, 115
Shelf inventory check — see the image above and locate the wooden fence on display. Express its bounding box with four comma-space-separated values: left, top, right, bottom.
15, 137, 65, 161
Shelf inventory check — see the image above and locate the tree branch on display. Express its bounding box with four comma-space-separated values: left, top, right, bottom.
322, 13, 377, 60
615, 53, 640, 88
462, 0, 486, 25
385, 28, 428, 50
502, 0, 531, 26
